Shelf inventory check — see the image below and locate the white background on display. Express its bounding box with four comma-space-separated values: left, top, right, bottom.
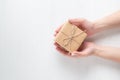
0, 0, 120, 80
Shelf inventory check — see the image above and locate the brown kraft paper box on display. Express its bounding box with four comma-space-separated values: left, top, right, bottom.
55, 21, 87, 53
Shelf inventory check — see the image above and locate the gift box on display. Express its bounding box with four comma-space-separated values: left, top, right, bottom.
55, 21, 87, 53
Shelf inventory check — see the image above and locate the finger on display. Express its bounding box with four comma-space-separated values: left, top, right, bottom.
54, 25, 63, 36
54, 42, 66, 51
54, 43, 63, 50
69, 51, 85, 58
72, 47, 94, 56
54, 42, 59, 46
69, 18, 85, 26
56, 46, 69, 56
54, 32, 57, 36
54, 42, 68, 53
70, 53, 82, 57
55, 25, 63, 33
71, 51, 84, 56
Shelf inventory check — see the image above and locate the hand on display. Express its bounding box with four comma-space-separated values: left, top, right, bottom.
71, 42, 96, 57
69, 18, 96, 36
54, 42, 96, 57
54, 18, 96, 37
54, 18, 96, 57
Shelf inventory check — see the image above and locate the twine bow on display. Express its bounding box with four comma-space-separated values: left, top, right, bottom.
61, 26, 85, 52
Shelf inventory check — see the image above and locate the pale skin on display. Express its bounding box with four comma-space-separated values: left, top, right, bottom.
54, 10, 120, 62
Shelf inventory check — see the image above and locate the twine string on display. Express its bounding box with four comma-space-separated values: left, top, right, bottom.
62, 26, 85, 51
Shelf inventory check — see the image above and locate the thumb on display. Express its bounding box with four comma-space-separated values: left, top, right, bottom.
69, 18, 86, 26
71, 47, 94, 57
71, 51, 86, 57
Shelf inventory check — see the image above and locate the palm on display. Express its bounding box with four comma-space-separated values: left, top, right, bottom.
72, 42, 95, 57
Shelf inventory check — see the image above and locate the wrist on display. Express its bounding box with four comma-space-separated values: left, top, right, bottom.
93, 45, 104, 57
92, 20, 108, 34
